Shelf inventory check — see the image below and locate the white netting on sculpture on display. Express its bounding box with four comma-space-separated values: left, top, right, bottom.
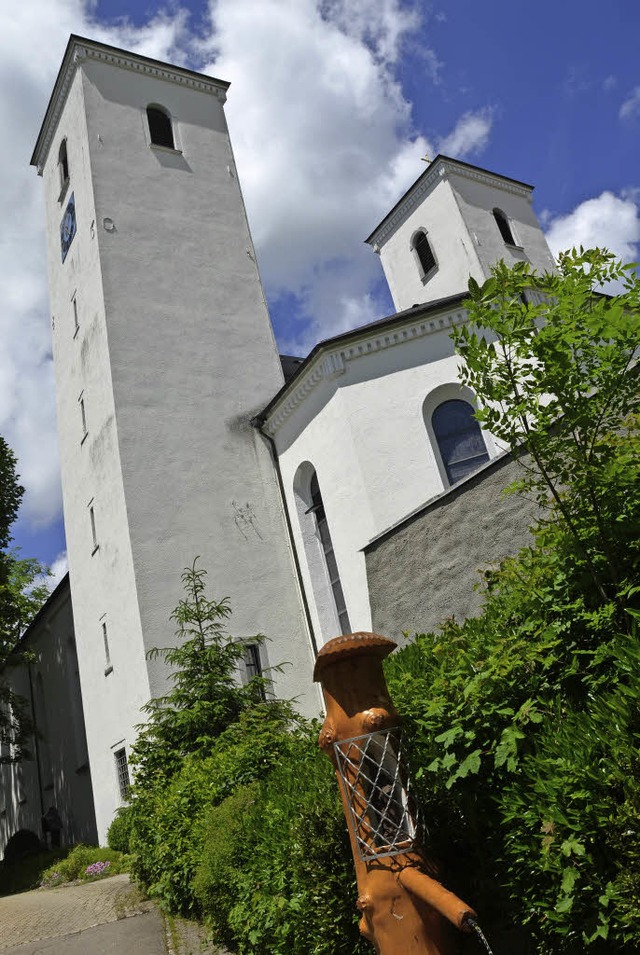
334, 727, 421, 861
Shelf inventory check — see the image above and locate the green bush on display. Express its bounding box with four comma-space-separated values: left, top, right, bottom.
385, 549, 640, 952
107, 805, 134, 854
129, 702, 304, 915
40, 844, 129, 887
195, 728, 366, 955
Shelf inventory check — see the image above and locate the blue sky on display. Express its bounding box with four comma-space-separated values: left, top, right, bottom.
3, 0, 640, 580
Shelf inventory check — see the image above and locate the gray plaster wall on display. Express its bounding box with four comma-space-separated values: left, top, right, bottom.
0, 579, 97, 857
364, 453, 540, 642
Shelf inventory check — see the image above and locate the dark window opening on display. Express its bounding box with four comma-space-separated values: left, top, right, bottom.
493, 208, 515, 246
432, 399, 489, 485
309, 473, 351, 635
412, 231, 437, 277
58, 140, 69, 187
147, 106, 174, 148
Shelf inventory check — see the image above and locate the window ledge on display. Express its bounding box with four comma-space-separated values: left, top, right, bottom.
58, 179, 70, 204
150, 143, 182, 156
91, 544, 99, 556
104, 664, 114, 676
420, 266, 438, 286
80, 431, 88, 446
73, 325, 80, 339
505, 243, 525, 252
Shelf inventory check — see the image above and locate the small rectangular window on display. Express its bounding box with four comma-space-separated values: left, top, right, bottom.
243, 644, 262, 680
101, 617, 112, 673
72, 295, 79, 337
88, 501, 98, 553
79, 393, 87, 442
114, 748, 130, 800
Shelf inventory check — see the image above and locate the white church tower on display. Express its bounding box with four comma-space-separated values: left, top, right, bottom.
31, 36, 318, 841
366, 155, 556, 312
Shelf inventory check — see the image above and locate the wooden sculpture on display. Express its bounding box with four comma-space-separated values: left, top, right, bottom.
314, 632, 477, 955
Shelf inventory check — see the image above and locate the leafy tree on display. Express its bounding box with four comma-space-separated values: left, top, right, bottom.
0, 436, 50, 762
131, 558, 279, 788
382, 250, 640, 951
454, 248, 640, 607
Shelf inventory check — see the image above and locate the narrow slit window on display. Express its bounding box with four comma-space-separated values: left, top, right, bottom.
147, 106, 174, 149
72, 295, 79, 336
79, 394, 87, 440
89, 503, 98, 552
101, 619, 112, 671
114, 748, 130, 800
493, 208, 516, 245
412, 230, 437, 278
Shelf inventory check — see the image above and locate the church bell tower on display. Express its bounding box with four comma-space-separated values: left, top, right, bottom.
32, 36, 317, 841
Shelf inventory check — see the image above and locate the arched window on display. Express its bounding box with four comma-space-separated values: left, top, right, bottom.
58, 139, 69, 192
493, 208, 515, 246
432, 399, 489, 485
411, 230, 437, 278
294, 463, 351, 640
147, 105, 174, 149
309, 473, 351, 635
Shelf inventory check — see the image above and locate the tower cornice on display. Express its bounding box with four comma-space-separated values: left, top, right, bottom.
31, 35, 230, 174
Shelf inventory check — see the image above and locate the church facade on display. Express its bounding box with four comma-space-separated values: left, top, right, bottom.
1, 36, 554, 852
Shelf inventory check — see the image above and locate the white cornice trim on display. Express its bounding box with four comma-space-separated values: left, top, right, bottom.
368, 159, 532, 249
32, 38, 228, 174
263, 305, 468, 436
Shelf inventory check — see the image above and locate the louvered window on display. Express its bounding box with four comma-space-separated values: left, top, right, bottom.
147, 105, 174, 149
493, 208, 516, 245
413, 231, 437, 277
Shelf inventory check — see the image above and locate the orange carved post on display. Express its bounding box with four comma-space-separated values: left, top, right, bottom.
314, 632, 476, 955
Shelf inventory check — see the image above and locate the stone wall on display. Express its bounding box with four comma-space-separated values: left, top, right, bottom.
364, 452, 540, 642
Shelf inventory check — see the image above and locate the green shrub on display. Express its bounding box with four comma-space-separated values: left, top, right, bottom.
195, 727, 367, 955
385, 551, 640, 952
129, 702, 303, 915
40, 844, 129, 886
107, 806, 134, 854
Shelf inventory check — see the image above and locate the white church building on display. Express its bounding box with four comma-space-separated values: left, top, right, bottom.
1, 36, 554, 852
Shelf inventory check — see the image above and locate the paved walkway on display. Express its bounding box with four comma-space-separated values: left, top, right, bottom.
0, 874, 157, 953
0, 874, 227, 955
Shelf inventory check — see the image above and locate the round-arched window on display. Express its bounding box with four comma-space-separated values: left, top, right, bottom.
432, 399, 489, 485
147, 105, 174, 149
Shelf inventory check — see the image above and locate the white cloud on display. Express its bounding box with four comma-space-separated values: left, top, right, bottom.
544, 191, 640, 266
48, 550, 69, 589
437, 108, 494, 159
200, 0, 432, 294
620, 86, 640, 121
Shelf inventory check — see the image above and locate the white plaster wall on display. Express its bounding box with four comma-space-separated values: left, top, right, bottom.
271, 305, 500, 646
80, 59, 317, 712
378, 178, 484, 313
376, 166, 555, 315
450, 173, 556, 277
38, 53, 321, 840
41, 68, 152, 843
